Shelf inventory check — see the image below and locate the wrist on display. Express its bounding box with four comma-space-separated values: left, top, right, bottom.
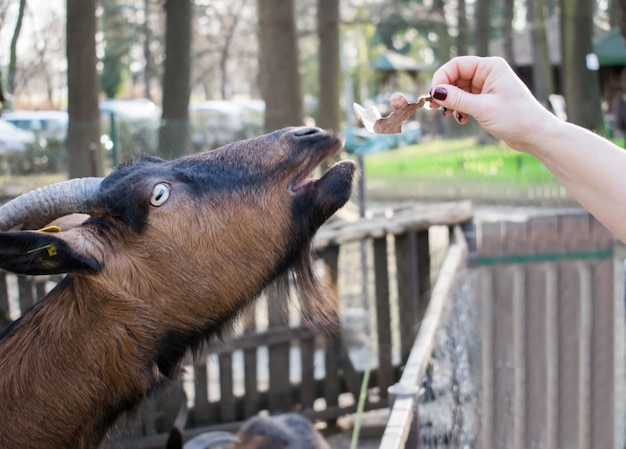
507, 110, 566, 155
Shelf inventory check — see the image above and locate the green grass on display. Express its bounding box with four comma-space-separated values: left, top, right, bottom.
357, 137, 558, 185
350, 137, 572, 202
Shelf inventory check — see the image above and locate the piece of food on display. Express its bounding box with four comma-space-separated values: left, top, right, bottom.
353, 93, 432, 134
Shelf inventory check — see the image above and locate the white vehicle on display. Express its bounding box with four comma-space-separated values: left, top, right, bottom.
3, 110, 68, 140
0, 118, 36, 154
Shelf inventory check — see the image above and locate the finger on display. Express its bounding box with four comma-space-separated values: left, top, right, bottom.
429, 84, 481, 118
431, 56, 486, 90
454, 111, 468, 125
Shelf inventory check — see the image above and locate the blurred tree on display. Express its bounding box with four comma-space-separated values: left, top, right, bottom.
432, 0, 450, 63
67, 0, 103, 177
560, 0, 604, 132
142, 0, 154, 100
8, 0, 26, 94
474, 0, 492, 56
620, 0, 626, 39
258, 0, 303, 131
194, 1, 252, 100
456, 0, 469, 56
317, 0, 340, 133
158, 0, 192, 158
609, 0, 619, 29
501, 0, 514, 62
0, 69, 5, 108
528, 0, 554, 105
100, 1, 132, 99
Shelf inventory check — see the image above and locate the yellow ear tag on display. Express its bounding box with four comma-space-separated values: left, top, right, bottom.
26, 244, 58, 257
37, 225, 62, 233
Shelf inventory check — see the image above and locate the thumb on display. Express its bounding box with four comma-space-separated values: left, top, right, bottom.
431, 84, 482, 118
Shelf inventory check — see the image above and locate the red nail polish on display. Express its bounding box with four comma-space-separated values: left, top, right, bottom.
432, 87, 447, 101
456, 112, 464, 122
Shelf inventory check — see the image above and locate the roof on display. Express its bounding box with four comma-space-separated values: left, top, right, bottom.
593, 27, 626, 66
371, 51, 431, 72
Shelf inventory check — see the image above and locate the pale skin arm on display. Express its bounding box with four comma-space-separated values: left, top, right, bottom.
430, 56, 626, 243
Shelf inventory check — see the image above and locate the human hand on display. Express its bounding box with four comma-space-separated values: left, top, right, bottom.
430, 56, 559, 152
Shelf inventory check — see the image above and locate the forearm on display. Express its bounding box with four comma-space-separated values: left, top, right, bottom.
525, 119, 626, 243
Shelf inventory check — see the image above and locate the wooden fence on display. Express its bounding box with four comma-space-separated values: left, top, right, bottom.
473, 209, 616, 449
377, 208, 619, 449
0, 200, 474, 448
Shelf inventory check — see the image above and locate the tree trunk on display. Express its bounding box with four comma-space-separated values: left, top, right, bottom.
66, 0, 103, 178
158, 0, 192, 159
317, 0, 340, 133
0, 69, 5, 106
528, 0, 554, 105
474, 0, 492, 56
8, 0, 26, 94
560, 0, 604, 132
619, 0, 626, 39
456, 0, 469, 56
502, 0, 514, 63
432, 0, 451, 62
258, 0, 303, 132
143, 0, 153, 101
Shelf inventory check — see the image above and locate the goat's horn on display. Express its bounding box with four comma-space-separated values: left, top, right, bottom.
0, 177, 103, 231
183, 431, 239, 449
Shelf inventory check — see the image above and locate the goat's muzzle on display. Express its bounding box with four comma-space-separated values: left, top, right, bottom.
285, 127, 357, 227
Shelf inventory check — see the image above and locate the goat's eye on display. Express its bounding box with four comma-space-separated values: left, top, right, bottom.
150, 183, 171, 207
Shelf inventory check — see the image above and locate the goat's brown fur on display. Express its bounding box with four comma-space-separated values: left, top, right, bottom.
0, 127, 355, 449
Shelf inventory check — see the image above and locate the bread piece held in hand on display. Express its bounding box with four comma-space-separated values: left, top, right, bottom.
353, 93, 432, 134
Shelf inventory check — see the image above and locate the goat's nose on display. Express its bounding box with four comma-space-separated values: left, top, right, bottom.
292, 126, 323, 137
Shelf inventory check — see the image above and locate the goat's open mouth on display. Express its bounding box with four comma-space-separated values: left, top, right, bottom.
288, 139, 353, 195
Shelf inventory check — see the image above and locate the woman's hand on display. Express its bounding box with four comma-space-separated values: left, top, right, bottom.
429, 56, 560, 152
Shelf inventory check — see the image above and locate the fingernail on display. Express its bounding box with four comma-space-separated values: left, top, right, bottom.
432, 87, 447, 101
455, 112, 464, 123
441, 107, 448, 115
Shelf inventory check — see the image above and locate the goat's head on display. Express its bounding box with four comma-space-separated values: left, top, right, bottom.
0, 126, 355, 363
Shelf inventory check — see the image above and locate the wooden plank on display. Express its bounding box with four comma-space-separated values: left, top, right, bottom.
314, 200, 473, 250
590, 257, 614, 449
556, 260, 580, 449
479, 268, 494, 449
577, 262, 592, 449
415, 229, 431, 323
192, 358, 210, 426
492, 264, 515, 449
394, 231, 419, 363
242, 315, 259, 419
0, 273, 11, 330
512, 265, 526, 449
220, 325, 313, 352
373, 236, 393, 401
545, 265, 558, 449
218, 352, 236, 422
266, 286, 291, 413
321, 245, 340, 424
299, 335, 316, 410
17, 276, 35, 312
324, 337, 341, 426
525, 262, 549, 449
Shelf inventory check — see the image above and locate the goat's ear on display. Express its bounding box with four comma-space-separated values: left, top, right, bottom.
0, 231, 102, 275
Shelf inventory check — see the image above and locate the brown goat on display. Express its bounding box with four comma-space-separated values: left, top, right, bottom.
0, 127, 355, 449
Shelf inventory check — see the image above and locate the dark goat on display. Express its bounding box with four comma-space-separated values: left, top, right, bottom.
0, 127, 355, 449
167, 413, 329, 449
